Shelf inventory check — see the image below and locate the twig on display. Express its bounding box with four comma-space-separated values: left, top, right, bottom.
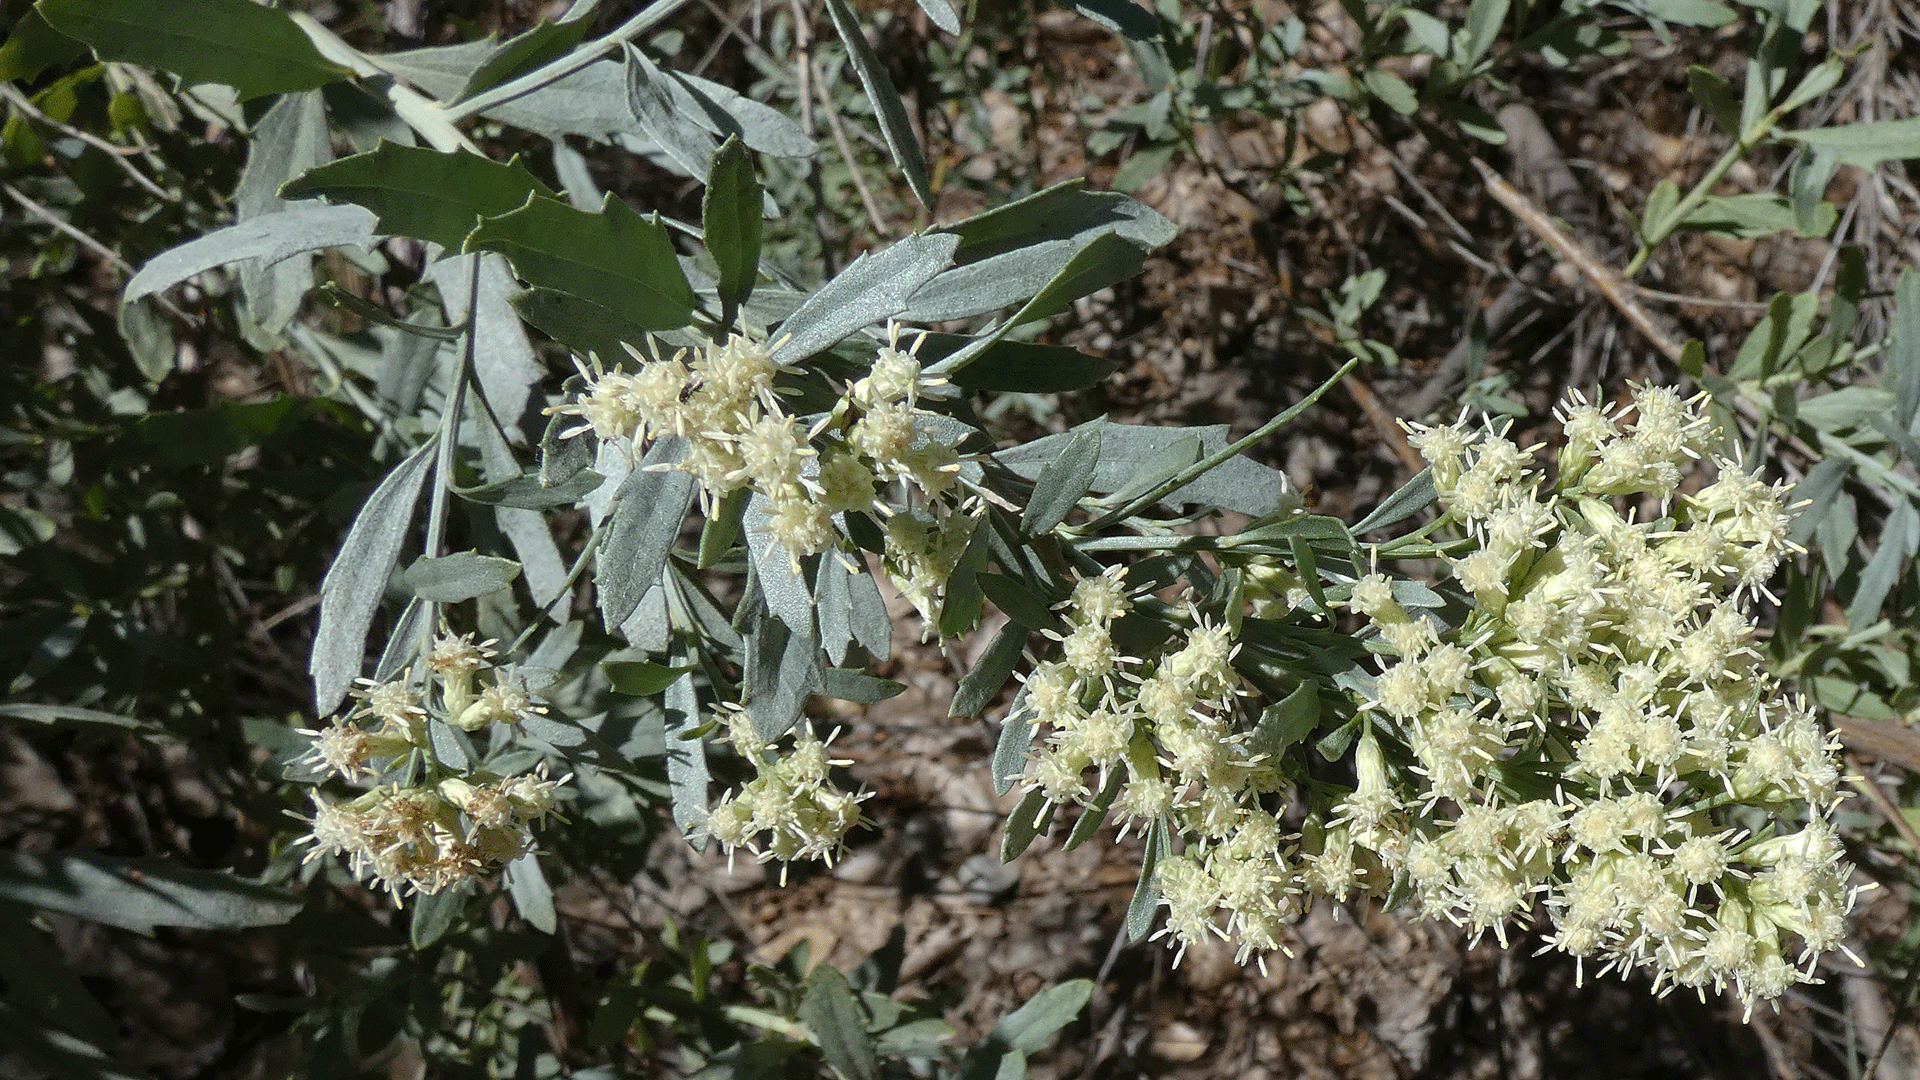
1467, 156, 1688, 366
444, 0, 701, 121
810, 54, 889, 235
0, 83, 175, 203
1845, 752, 1920, 856
3, 181, 133, 274
1345, 371, 1422, 472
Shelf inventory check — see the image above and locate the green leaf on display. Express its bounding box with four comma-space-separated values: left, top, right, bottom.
1248, 681, 1320, 757
0, 10, 86, 83
951, 621, 1026, 718
1798, 387, 1896, 433
1893, 268, 1920, 426
822, 0, 932, 208
1642, 0, 1736, 26
1641, 179, 1681, 240
992, 688, 1032, 796
36, 0, 348, 100
977, 573, 1063, 632
135, 396, 312, 468
124, 204, 378, 304
462, 16, 591, 100
1847, 502, 1917, 630
1779, 51, 1844, 115
1401, 10, 1451, 55
914, 337, 1114, 393
663, 669, 710, 846
1350, 467, 1434, 534
403, 551, 521, 602
1784, 117, 1920, 170
467, 192, 698, 330
746, 614, 824, 743
410, 882, 468, 948
283, 142, 558, 251
774, 233, 960, 362
623, 41, 716, 182
505, 853, 557, 934
1022, 424, 1101, 534
603, 660, 697, 696
1789, 148, 1838, 237
938, 516, 995, 638
994, 420, 1299, 518
1441, 99, 1507, 144
1000, 790, 1050, 862
939, 179, 1176, 262
1679, 192, 1835, 239
1462, 0, 1509, 66
992, 979, 1093, 1053
1008, 231, 1151, 326
514, 287, 655, 364
915, 0, 962, 33
1362, 68, 1419, 115
597, 440, 697, 631
1068, 0, 1158, 38
800, 964, 879, 1080
704, 136, 763, 315
0, 851, 299, 935
0, 703, 146, 733
1686, 65, 1741, 138
311, 436, 437, 715
1062, 772, 1122, 851
820, 668, 908, 703
456, 468, 606, 509
1109, 140, 1176, 193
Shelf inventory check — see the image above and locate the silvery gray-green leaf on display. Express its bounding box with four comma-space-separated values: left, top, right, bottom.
664, 667, 710, 848
952, 620, 1025, 718
235, 89, 331, 333
427, 253, 544, 427
994, 419, 1299, 518
800, 963, 879, 1080
125, 204, 379, 304
774, 232, 960, 362
622, 42, 716, 182
1351, 467, 1435, 534
0, 851, 300, 936
1022, 423, 1100, 534
404, 551, 522, 602
506, 853, 557, 934
745, 493, 814, 636
746, 615, 823, 743
595, 438, 695, 632
991, 686, 1032, 797
312, 435, 437, 715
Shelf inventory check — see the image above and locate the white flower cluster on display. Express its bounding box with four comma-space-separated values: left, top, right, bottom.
704, 707, 869, 873
1011, 567, 1302, 966
552, 327, 978, 633
1339, 385, 1853, 1011
295, 634, 567, 898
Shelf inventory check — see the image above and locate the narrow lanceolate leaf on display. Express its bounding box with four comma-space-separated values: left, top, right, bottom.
0, 851, 299, 935
704, 136, 763, 314
821, 0, 932, 208
311, 437, 437, 716
124, 205, 378, 304
467, 193, 698, 330
915, 0, 962, 33
595, 439, 696, 632
1022, 424, 1100, 535
1000, 789, 1050, 862
663, 669, 710, 847
820, 668, 907, 703
402, 551, 521, 602
282, 142, 558, 251
505, 853, 557, 934
1784, 117, 1920, 170
1124, 818, 1165, 942
774, 232, 960, 362
991, 979, 1094, 1053
623, 42, 717, 182
1008, 231, 1150, 327
37, 0, 348, 100
1350, 467, 1435, 534
914, 336, 1114, 393
800, 964, 880, 1080
951, 621, 1026, 718
746, 615, 823, 743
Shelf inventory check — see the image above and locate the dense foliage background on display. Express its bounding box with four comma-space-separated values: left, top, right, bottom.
5, 0, 1920, 1078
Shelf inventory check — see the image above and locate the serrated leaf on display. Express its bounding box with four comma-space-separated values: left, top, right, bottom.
822, 0, 932, 208
283, 142, 557, 251
775, 233, 961, 363
0, 851, 299, 935
124, 204, 378, 304
623, 41, 716, 182
311, 436, 437, 715
952, 621, 1026, 718
596, 439, 696, 631
800, 964, 879, 1080
403, 551, 521, 602
506, 853, 557, 934
37, 0, 348, 100
467, 192, 698, 330
1022, 424, 1100, 534
603, 660, 697, 696
705, 136, 763, 314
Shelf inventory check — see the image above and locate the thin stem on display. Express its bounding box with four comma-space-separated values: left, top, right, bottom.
444, 0, 702, 121
423, 266, 480, 566
0, 83, 175, 203
810, 52, 888, 235
1622, 104, 1786, 278
505, 523, 609, 657
1068, 358, 1359, 534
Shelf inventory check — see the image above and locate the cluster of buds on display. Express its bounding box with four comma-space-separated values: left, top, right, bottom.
552, 326, 979, 633
295, 634, 568, 898
1338, 385, 1853, 1011
1012, 566, 1302, 965
704, 706, 868, 873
